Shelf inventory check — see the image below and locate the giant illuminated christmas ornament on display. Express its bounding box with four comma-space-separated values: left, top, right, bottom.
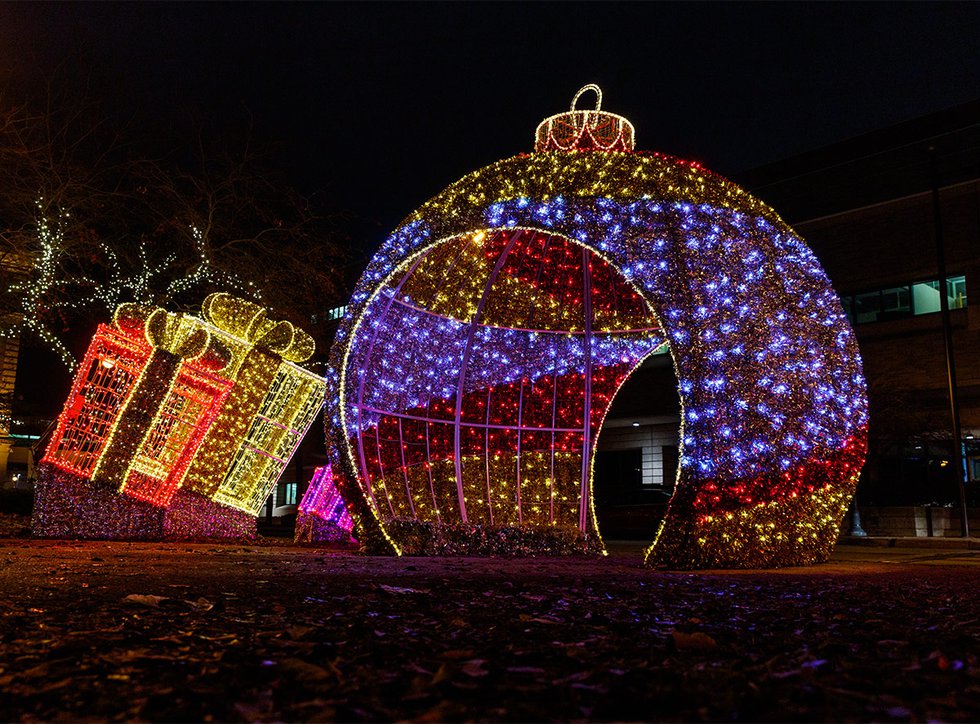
325, 84, 867, 567
34, 293, 326, 540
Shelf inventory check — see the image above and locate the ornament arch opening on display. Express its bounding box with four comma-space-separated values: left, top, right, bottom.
336, 226, 672, 550
591, 344, 683, 543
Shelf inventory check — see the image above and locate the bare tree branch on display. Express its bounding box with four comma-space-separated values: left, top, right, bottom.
0, 77, 350, 369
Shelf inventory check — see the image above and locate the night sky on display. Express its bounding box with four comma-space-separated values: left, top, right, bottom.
4, 2, 979, 247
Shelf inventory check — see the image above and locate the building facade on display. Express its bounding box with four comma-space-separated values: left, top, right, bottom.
741, 100, 980, 507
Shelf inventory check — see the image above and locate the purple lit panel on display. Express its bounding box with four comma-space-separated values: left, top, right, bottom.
296, 465, 355, 543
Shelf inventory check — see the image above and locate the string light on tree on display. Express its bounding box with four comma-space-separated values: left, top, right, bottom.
10, 200, 267, 372
8, 199, 78, 369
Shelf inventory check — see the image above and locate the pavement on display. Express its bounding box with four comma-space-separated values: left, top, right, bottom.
4, 534, 980, 721
838, 533, 980, 549
599, 535, 980, 569
831, 535, 980, 567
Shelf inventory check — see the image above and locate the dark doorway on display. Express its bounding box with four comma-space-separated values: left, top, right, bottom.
661, 445, 678, 492
594, 447, 672, 540
594, 448, 643, 507
593, 352, 680, 541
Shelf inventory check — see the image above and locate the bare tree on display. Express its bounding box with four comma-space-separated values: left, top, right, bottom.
0, 81, 349, 371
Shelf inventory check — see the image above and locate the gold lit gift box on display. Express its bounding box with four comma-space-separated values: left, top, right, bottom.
178, 294, 326, 517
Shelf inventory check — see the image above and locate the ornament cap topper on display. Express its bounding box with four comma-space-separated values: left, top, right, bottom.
534, 84, 636, 153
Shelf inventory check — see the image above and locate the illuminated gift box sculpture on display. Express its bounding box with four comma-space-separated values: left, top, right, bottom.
34, 294, 326, 540
295, 465, 356, 544
324, 85, 868, 567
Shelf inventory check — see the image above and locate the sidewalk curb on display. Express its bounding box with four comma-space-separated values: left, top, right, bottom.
838, 535, 980, 550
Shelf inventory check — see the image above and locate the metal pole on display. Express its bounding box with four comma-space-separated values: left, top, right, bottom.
579, 247, 594, 533
930, 145, 970, 537
849, 499, 867, 537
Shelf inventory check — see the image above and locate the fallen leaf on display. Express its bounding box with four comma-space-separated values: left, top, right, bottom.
123, 594, 169, 608
378, 584, 429, 595
671, 630, 718, 651
506, 666, 545, 674
440, 649, 476, 660
430, 663, 451, 685
276, 658, 333, 685
461, 659, 489, 678
122, 594, 213, 611
286, 625, 316, 641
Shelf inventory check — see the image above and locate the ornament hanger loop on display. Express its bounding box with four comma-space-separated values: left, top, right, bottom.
570, 84, 602, 113
536, 84, 634, 152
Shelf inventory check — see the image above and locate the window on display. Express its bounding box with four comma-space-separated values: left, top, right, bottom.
968, 457, 980, 483
911, 276, 966, 315
964, 440, 980, 483
853, 290, 882, 324
842, 275, 966, 325
911, 281, 942, 315
950, 277, 967, 308
276, 482, 298, 506
880, 286, 911, 318
311, 306, 349, 324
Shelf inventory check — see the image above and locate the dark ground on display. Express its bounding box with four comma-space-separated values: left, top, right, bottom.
2, 515, 980, 722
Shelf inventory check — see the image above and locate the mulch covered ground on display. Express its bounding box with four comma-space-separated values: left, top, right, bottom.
1, 521, 979, 722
